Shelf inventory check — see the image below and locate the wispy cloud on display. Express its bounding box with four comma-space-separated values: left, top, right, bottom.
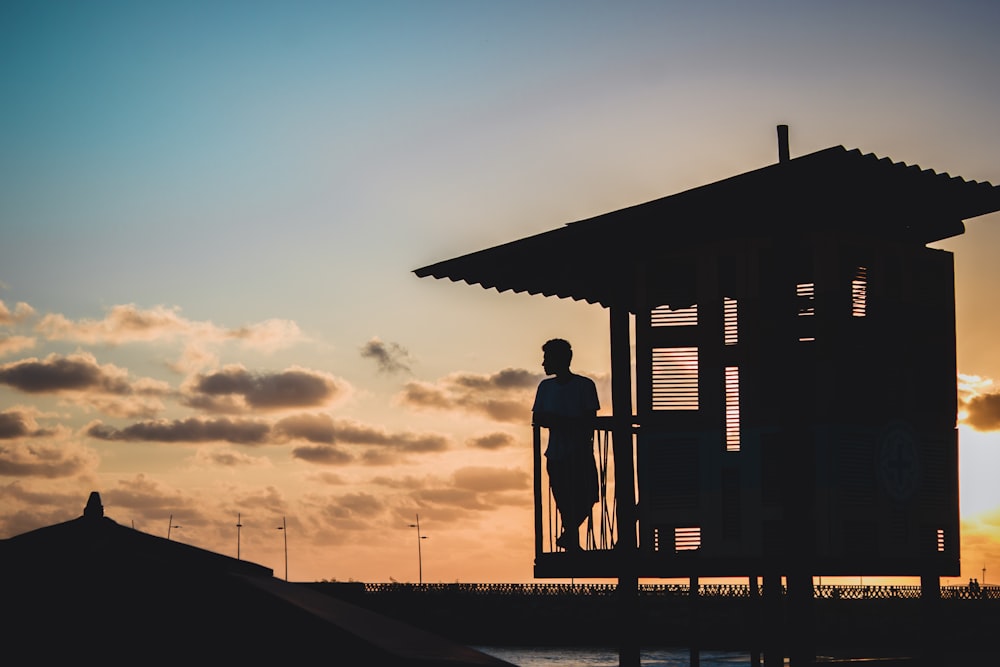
0, 442, 98, 478
181, 365, 350, 414
397, 368, 542, 423
396, 468, 530, 516
0, 336, 36, 358
30, 304, 306, 375
0, 300, 36, 326
101, 473, 205, 523
360, 337, 414, 374
452, 466, 529, 493
190, 446, 273, 468
35, 304, 304, 351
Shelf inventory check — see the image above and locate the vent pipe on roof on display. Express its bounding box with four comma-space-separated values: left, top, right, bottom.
777, 124, 790, 163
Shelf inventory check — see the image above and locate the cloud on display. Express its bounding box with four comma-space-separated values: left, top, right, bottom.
452, 466, 529, 493
959, 374, 1000, 432
369, 466, 532, 518
34, 304, 304, 351
397, 368, 542, 423
282, 415, 450, 465
31, 304, 305, 374
87, 417, 272, 445
0, 408, 55, 440
962, 393, 1000, 432
0, 300, 36, 326
360, 337, 413, 374
101, 473, 201, 521
369, 475, 427, 490
411, 486, 489, 511
226, 485, 287, 513
190, 447, 272, 468
182, 365, 350, 413
315, 417, 448, 453
329, 492, 384, 518
291, 444, 354, 465
84, 408, 450, 463
0, 352, 170, 418
0, 442, 98, 478
0, 482, 94, 536
0, 336, 35, 358
274, 413, 337, 443
467, 431, 518, 450
0, 481, 84, 508
0, 352, 133, 393
308, 472, 348, 485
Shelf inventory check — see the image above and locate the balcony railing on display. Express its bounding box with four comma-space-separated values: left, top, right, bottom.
533, 416, 633, 560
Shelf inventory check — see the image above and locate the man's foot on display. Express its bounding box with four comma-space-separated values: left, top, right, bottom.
556, 533, 581, 551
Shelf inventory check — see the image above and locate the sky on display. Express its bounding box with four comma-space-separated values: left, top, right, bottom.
2, 1, 1000, 585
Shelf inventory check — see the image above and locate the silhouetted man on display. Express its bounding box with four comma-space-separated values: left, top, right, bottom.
532, 338, 599, 551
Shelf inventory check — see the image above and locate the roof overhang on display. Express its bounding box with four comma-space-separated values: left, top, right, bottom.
415, 146, 1000, 312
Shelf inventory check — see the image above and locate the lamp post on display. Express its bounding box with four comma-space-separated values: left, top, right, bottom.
276, 516, 288, 581
408, 514, 427, 585
167, 515, 181, 540
236, 513, 243, 560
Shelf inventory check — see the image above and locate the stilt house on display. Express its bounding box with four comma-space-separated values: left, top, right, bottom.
415, 128, 1000, 587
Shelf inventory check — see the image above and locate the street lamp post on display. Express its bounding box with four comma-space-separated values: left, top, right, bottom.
167, 515, 181, 540
236, 513, 242, 560
408, 514, 428, 585
276, 516, 288, 581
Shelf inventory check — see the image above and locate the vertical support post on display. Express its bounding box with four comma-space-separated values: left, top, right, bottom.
786, 572, 815, 666
611, 304, 639, 667
689, 575, 701, 667
762, 574, 783, 667
749, 575, 761, 667
533, 424, 543, 559
610, 305, 636, 550
920, 573, 941, 661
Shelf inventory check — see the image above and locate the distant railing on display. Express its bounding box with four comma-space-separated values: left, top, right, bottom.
359, 581, 1000, 601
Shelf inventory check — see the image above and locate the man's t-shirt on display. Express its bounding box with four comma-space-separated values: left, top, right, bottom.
532, 374, 600, 460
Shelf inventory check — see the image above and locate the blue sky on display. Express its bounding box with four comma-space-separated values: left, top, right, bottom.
2, 2, 1000, 584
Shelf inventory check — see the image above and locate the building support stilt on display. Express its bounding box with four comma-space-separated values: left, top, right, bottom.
611, 305, 639, 667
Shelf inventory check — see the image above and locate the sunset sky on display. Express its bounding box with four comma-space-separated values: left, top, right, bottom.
3, 2, 1000, 585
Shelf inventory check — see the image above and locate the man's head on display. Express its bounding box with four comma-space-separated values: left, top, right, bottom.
542, 338, 572, 376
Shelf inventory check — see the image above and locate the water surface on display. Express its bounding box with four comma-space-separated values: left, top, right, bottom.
475, 647, 752, 666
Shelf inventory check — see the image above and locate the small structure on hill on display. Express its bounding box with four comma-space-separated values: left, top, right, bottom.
416, 126, 1000, 664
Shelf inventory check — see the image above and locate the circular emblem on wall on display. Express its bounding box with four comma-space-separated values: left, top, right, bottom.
877, 421, 920, 501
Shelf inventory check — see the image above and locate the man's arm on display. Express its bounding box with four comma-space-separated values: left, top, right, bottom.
532, 410, 596, 430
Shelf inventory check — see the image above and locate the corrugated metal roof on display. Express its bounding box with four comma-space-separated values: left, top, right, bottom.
414, 146, 1000, 311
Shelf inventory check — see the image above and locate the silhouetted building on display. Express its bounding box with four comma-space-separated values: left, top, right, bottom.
0, 493, 513, 666
416, 128, 1000, 587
